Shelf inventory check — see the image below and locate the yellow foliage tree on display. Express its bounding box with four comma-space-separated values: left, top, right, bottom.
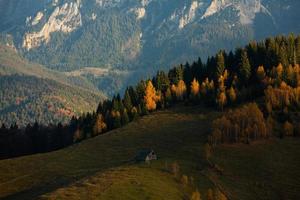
177, 80, 187, 100
207, 189, 214, 200
257, 65, 266, 81
216, 92, 227, 110
93, 114, 107, 136
283, 121, 294, 136
227, 87, 237, 103
190, 190, 202, 200
277, 63, 284, 79
144, 80, 160, 111
171, 80, 187, 100
191, 78, 200, 97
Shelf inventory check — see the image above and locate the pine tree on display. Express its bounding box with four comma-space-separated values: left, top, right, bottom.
239, 50, 251, 83
130, 107, 139, 120
121, 110, 130, 125
96, 101, 103, 114
123, 89, 133, 112
216, 51, 225, 79
165, 87, 172, 105
154, 71, 170, 92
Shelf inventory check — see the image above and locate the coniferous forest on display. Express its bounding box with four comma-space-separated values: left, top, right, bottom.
1, 34, 300, 159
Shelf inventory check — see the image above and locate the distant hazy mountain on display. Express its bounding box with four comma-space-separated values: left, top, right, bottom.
0, 0, 299, 100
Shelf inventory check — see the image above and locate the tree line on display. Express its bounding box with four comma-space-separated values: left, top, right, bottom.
1, 33, 300, 159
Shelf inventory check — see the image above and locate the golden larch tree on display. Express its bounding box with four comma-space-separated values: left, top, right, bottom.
190, 190, 202, 200
257, 65, 266, 81
144, 80, 160, 111
191, 78, 200, 97
216, 91, 227, 110
176, 79, 187, 100
227, 87, 237, 103
93, 114, 107, 136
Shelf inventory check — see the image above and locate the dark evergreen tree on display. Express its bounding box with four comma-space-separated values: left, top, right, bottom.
123, 89, 133, 112
215, 50, 225, 78
121, 110, 130, 125
153, 71, 170, 93
239, 50, 251, 84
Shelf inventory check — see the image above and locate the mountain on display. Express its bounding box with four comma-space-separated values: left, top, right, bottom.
0, 0, 299, 90
0, 0, 299, 125
0, 43, 106, 126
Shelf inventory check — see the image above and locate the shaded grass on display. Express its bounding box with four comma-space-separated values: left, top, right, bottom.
0, 105, 215, 199
0, 104, 300, 200
212, 139, 300, 200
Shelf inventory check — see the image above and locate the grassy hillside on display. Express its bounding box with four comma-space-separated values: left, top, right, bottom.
0, 45, 106, 125
0, 105, 299, 200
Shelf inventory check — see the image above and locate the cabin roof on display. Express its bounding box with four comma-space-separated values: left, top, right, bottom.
135, 149, 154, 160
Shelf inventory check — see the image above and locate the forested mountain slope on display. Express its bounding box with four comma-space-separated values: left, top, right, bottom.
0, 0, 299, 94
0, 44, 105, 126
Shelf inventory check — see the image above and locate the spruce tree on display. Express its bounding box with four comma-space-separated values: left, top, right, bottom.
216, 51, 225, 79
121, 110, 130, 125
123, 89, 133, 112
239, 50, 251, 83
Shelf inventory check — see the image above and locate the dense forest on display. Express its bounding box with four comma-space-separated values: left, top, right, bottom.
1, 34, 300, 159
0, 75, 102, 126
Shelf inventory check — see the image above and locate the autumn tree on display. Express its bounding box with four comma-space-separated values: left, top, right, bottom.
207, 189, 214, 200
257, 65, 266, 81
181, 175, 189, 186
214, 189, 227, 200
283, 121, 294, 136
144, 80, 160, 111
210, 103, 268, 144
190, 78, 200, 100
111, 110, 121, 129
190, 190, 202, 200
227, 87, 237, 103
92, 114, 107, 136
170, 161, 180, 177
171, 80, 187, 101
216, 91, 227, 111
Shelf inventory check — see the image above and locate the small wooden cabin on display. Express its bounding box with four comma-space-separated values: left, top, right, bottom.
135, 149, 157, 162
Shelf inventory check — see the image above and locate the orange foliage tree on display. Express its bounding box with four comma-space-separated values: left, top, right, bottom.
144, 80, 161, 111
190, 78, 200, 97
209, 103, 269, 144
